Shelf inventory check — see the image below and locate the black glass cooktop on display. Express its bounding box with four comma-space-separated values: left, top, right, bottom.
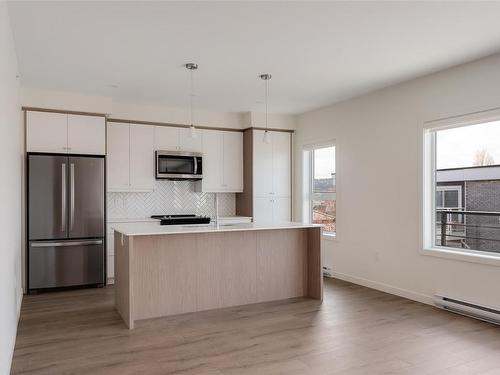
151, 214, 211, 225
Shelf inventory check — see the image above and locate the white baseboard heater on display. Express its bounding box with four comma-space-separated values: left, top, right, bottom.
434, 295, 500, 325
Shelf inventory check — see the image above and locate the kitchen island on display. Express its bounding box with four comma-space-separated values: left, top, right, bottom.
112, 222, 322, 329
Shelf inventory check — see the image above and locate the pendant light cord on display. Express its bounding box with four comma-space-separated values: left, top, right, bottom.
265, 78, 268, 131
190, 69, 194, 126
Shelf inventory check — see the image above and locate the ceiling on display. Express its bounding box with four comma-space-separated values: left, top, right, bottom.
7, 1, 500, 114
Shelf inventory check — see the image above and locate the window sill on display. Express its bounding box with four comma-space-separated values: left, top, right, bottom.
420, 247, 500, 267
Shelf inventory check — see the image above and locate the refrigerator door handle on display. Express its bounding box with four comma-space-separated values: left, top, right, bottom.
70, 163, 75, 232
61, 163, 66, 232
31, 240, 103, 248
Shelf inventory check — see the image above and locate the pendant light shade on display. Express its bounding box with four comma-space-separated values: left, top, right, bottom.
260, 73, 272, 144
186, 62, 198, 138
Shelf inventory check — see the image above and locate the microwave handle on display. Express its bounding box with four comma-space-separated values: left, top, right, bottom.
193, 157, 198, 174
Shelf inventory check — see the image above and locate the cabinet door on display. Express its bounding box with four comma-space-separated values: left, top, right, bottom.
67, 115, 106, 155
130, 124, 155, 191
154, 126, 179, 151
201, 130, 223, 192
272, 132, 291, 197
253, 197, 274, 224
179, 128, 202, 152
106, 122, 130, 191
222, 131, 243, 192
26, 111, 68, 153
107, 255, 115, 282
107, 229, 115, 282
272, 197, 291, 223
253, 130, 273, 196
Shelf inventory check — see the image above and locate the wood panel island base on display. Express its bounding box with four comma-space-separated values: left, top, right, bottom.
112, 223, 322, 329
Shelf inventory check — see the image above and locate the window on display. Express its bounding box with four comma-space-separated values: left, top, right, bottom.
436, 186, 462, 210
424, 116, 500, 256
308, 145, 336, 235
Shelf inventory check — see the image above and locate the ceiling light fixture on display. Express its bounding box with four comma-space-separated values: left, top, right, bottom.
186, 62, 198, 138
260, 73, 272, 144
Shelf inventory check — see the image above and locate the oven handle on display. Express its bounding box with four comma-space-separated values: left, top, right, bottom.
194, 157, 198, 175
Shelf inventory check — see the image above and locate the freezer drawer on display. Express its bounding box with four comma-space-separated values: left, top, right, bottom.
28, 239, 104, 290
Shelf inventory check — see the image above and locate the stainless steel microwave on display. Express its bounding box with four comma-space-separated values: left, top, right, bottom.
155, 151, 203, 180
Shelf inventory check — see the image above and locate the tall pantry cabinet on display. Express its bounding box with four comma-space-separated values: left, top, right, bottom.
236, 129, 292, 223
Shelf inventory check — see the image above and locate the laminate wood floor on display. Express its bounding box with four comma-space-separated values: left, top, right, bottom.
11, 278, 500, 375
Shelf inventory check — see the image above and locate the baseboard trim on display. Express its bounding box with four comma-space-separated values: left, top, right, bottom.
9, 288, 24, 375
330, 271, 434, 306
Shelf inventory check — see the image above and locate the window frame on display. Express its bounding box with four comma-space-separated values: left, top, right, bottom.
422, 108, 500, 266
304, 142, 336, 238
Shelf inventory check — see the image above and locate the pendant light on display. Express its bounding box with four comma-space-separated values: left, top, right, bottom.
260, 73, 272, 144
186, 63, 198, 138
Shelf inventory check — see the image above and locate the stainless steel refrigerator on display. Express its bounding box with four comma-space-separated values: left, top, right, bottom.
27, 154, 105, 292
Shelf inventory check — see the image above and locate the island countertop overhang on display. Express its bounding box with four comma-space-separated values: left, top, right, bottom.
111, 221, 322, 236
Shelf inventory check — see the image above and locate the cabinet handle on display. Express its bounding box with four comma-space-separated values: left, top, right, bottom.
70, 163, 75, 232
61, 163, 66, 232
31, 240, 103, 248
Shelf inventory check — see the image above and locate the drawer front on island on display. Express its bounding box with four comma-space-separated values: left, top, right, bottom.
113, 227, 322, 329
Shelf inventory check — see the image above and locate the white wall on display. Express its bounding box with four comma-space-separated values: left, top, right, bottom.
245, 111, 297, 130
295, 53, 500, 309
21, 88, 297, 130
0, 2, 23, 373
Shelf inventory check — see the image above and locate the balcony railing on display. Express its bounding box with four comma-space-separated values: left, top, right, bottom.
436, 209, 500, 253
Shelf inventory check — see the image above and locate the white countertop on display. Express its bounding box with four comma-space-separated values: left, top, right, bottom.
111, 221, 321, 236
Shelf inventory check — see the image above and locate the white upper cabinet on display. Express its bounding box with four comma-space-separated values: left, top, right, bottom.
223, 131, 243, 191
154, 126, 202, 152
200, 130, 224, 191
196, 130, 243, 193
154, 126, 179, 151
67, 115, 106, 155
26, 111, 105, 155
253, 130, 274, 196
129, 124, 155, 191
26, 111, 68, 153
107, 122, 155, 192
179, 128, 202, 152
253, 130, 291, 198
271, 131, 291, 197
107, 122, 130, 191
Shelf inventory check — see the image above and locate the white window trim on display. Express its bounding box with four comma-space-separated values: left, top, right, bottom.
303, 141, 337, 238
421, 107, 500, 267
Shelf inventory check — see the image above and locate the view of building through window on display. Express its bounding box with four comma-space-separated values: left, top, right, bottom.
311, 146, 336, 234
434, 120, 500, 253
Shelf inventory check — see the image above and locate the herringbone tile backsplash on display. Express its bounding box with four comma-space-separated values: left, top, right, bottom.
107, 181, 235, 219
